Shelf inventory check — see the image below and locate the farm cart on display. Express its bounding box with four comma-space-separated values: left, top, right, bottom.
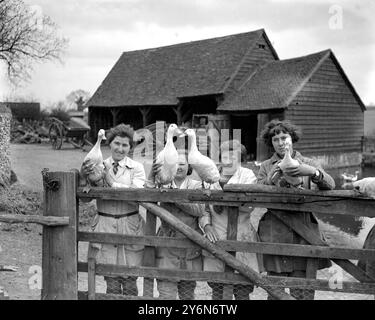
48, 117, 92, 150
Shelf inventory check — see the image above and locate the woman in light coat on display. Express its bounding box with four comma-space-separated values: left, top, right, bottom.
153, 150, 207, 299
81, 124, 146, 296
200, 140, 262, 300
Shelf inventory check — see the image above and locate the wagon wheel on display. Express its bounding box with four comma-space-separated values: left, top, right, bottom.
79, 132, 89, 148
49, 122, 63, 150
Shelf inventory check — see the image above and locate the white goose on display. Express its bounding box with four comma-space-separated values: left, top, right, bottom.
352, 177, 375, 198
154, 124, 182, 187
278, 136, 302, 187
341, 171, 359, 189
184, 128, 220, 188
83, 129, 106, 186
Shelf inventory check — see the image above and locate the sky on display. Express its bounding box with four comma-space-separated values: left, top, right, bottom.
1, 0, 374, 108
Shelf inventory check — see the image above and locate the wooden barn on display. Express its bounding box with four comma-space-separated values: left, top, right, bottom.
86, 29, 365, 179
3, 102, 41, 121
364, 106, 375, 137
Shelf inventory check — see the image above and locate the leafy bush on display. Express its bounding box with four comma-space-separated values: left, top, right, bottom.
49, 107, 70, 122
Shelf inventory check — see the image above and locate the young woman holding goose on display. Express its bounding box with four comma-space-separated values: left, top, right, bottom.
80, 123, 146, 296
257, 119, 335, 300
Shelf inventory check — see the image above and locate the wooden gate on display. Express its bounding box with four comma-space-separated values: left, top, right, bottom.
5, 170, 374, 300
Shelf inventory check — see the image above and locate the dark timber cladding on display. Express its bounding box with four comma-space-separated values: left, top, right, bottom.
217, 49, 365, 160
287, 54, 365, 155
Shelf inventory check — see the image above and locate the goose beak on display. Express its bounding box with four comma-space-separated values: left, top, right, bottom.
102, 134, 107, 140
175, 127, 186, 138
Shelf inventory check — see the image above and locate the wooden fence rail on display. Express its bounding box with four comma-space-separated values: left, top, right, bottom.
78, 232, 375, 261
77, 263, 375, 295
38, 171, 375, 300
77, 185, 375, 218
0, 213, 69, 226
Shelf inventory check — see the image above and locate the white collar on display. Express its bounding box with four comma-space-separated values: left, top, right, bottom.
109, 156, 134, 169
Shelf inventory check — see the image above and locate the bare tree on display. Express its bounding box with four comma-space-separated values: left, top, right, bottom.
65, 89, 91, 110
0, 0, 68, 83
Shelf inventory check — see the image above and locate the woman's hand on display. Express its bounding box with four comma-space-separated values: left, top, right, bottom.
104, 167, 115, 187
268, 162, 282, 184
204, 224, 219, 243
284, 163, 316, 177
81, 159, 95, 177
152, 162, 162, 176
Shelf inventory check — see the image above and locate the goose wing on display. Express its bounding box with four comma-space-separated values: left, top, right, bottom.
155, 147, 178, 185
189, 152, 220, 184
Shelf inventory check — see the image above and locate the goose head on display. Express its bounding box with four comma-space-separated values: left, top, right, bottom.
284, 136, 292, 152
98, 129, 107, 141
166, 124, 184, 141
184, 128, 196, 138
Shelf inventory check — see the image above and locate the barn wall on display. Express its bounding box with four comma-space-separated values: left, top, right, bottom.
364, 107, 375, 136
285, 56, 364, 185
226, 34, 278, 94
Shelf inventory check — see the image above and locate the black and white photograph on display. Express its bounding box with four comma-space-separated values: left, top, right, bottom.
1, 0, 375, 306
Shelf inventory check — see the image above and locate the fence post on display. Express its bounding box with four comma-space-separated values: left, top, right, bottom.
42, 171, 78, 300
223, 206, 239, 299
142, 210, 156, 297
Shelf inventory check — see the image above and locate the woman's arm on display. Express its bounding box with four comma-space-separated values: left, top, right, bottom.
257, 161, 281, 185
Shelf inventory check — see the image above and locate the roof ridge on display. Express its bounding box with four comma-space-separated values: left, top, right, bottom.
220, 31, 264, 92
119, 29, 265, 55
284, 49, 331, 107
275, 49, 331, 64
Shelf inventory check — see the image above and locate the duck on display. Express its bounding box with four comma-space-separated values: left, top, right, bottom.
83, 129, 106, 189
278, 136, 303, 187
341, 171, 359, 183
154, 124, 183, 187
184, 128, 220, 188
341, 171, 360, 189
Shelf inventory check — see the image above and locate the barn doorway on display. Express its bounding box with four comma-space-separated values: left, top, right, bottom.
230, 110, 285, 162
231, 114, 258, 161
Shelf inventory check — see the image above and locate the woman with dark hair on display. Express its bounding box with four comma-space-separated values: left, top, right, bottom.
152, 149, 207, 299
200, 140, 262, 300
257, 119, 335, 300
81, 123, 146, 296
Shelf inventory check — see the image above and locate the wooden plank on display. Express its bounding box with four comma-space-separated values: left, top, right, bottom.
270, 211, 375, 283
299, 87, 353, 95
142, 210, 156, 297
306, 258, 319, 279
294, 97, 358, 104
288, 111, 363, 117
294, 142, 361, 149
77, 186, 375, 218
298, 147, 361, 154
78, 231, 375, 261
0, 214, 69, 226
223, 206, 239, 299
78, 291, 158, 300
87, 258, 96, 300
140, 202, 294, 300
77, 262, 375, 294
42, 171, 78, 300
291, 100, 359, 107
